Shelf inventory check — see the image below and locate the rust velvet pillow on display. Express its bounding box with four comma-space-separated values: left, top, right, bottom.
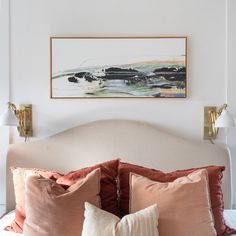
5, 167, 63, 233
118, 162, 236, 236
56, 159, 120, 216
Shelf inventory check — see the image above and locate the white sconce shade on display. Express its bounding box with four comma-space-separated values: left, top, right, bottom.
215, 110, 236, 128
0, 108, 19, 126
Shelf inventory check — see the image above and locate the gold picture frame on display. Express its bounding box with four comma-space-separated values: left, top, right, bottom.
50, 37, 187, 98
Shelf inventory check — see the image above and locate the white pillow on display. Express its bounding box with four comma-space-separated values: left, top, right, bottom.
82, 202, 159, 236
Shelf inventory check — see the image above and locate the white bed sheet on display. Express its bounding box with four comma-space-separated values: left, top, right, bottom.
224, 209, 236, 235
0, 211, 17, 236
0, 210, 236, 235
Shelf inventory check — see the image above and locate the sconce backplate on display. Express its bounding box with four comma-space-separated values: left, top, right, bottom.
18, 104, 33, 137
204, 106, 218, 140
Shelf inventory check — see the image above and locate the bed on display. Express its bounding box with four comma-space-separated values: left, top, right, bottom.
0, 119, 236, 235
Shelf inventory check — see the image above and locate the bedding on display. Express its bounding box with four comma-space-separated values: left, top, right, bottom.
0, 211, 17, 236
130, 170, 217, 236
118, 162, 236, 236
0, 160, 236, 236
7, 159, 119, 234
56, 159, 119, 216
6, 167, 63, 233
23, 169, 100, 236
1, 210, 236, 236
224, 210, 236, 230
82, 202, 159, 236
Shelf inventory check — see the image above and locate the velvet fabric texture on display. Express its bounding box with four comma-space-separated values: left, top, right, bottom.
57, 159, 119, 215
82, 202, 159, 236
130, 170, 216, 236
23, 169, 101, 236
7, 160, 119, 233
118, 162, 236, 236
5, 167, 63, 233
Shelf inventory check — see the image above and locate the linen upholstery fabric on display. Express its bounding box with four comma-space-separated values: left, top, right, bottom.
82, 202, 159, 236
118, 162, 236, 236
130, 170, 216, 236
5, 167, 63, 233
23, 168, 101, 236
57, 159, 119, 215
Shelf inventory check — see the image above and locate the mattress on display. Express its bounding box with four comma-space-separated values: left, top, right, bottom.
0, 210, 236, 235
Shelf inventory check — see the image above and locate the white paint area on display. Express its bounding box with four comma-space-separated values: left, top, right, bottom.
227, 0, 236, 208
10, 0, 226, 141
0, 0, 9, 207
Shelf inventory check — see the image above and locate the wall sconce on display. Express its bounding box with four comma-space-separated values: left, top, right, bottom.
204, 104, 236, 142
0, 102, 33, 141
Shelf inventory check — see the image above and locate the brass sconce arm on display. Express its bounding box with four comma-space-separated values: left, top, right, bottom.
218, 104, 228, 116
7, 102, 17, 114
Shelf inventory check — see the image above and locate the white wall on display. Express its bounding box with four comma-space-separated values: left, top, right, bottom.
227, 0, 236, 209
4, 0, 235, 205
0, 0, 9, 209
10, 0, 226, 142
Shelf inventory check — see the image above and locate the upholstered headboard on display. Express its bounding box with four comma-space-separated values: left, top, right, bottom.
6, 119, 233, 211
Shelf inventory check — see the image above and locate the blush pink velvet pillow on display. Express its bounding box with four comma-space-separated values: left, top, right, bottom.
23, 168, 101, 236
130, 169, 217, 236
119, 162, 236, 236
5, 167, 63, 233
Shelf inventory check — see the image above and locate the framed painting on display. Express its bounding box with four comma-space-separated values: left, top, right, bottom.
50, 37, 187, 98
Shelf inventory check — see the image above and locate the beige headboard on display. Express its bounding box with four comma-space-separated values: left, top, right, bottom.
6, 119, 233, 211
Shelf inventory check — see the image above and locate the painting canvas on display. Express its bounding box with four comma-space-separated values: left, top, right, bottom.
50, 37, 187, 98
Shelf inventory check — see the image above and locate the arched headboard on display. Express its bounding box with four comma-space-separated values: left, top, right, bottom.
6, 119, 232, 211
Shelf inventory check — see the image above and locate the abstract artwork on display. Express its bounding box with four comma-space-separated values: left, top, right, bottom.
50, 37, 187, 98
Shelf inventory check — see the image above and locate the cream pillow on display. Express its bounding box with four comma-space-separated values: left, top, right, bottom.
82, 202, 159, 236
130, 169, 216, 236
